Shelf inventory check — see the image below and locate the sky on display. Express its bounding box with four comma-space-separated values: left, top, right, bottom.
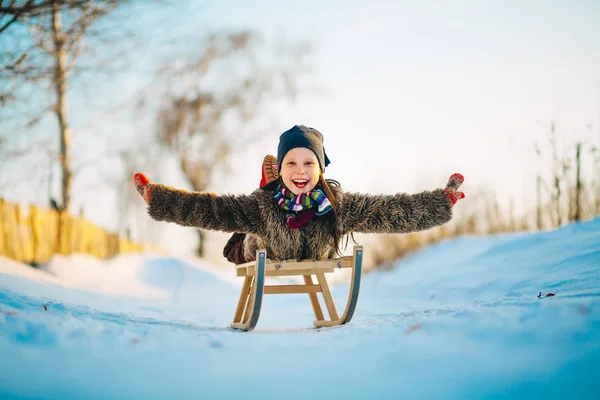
1, 0, 600, 257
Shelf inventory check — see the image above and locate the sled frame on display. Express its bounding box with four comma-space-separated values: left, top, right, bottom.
231, 245, 363, 332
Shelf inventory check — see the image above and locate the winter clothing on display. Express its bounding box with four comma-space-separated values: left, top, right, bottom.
284, 208, 316, 230
275, 185, 333, 228
136, 176, 457, 262
135, 125, 465, 264
277, 125, 331, 172
134, 173, 153, 203
444, 173, 466, 205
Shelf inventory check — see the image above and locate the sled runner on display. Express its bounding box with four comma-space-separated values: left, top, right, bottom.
231, 245, 363, 331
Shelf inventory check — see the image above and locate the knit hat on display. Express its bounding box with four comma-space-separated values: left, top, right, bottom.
277, 125, 331, 172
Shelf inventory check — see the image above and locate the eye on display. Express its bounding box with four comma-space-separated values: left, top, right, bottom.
287, 161, 296, 166
305, 161, 314, 166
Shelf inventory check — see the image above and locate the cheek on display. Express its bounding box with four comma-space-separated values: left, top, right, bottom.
282, 174, 293, 187
282, 169, 293, 180
279, 168, 290, 180
310, 170, 320, 182
281, 173, 295, 191
306, 171, 320, 190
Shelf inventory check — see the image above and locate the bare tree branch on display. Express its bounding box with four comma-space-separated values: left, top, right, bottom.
0, 0, 34, 34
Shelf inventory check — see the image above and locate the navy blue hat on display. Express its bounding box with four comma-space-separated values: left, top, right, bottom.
277, 125, 331, 172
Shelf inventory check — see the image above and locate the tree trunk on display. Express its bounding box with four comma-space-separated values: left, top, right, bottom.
51, 0, 72, 213
51, 0, 72, 254
196, 229, 205, 257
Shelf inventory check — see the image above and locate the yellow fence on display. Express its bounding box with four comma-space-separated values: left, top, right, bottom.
0, 197, 155, 265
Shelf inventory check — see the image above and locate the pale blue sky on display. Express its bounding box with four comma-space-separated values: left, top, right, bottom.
2, 0, 600, 257
197, 0, 600, 200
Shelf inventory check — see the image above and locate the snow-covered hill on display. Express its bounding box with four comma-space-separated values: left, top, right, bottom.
1, 218, 599, 399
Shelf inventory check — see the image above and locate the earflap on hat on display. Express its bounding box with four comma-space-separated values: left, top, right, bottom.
323, 147, 331, 168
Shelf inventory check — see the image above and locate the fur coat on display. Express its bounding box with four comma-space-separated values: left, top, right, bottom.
145, 184, 454, 262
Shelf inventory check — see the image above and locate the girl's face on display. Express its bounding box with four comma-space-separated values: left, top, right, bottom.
280, 147, 320, 194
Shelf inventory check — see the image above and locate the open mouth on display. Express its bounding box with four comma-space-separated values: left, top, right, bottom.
292, 179, 309, 189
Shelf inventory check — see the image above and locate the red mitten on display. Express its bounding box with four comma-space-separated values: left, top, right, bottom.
444, 173, 465, 205
133, 172, 154, 204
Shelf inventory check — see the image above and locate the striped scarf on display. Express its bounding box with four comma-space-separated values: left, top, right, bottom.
275, 185, 333, 227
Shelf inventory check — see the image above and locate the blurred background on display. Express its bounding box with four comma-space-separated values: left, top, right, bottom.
1, 0, 599, 270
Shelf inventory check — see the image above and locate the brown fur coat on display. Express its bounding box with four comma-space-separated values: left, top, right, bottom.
146, 184, 453, 262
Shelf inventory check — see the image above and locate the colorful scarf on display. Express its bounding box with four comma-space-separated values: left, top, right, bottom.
275, 185, 333, 228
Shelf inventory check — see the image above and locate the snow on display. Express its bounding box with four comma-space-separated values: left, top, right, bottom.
1, 218, 599, 399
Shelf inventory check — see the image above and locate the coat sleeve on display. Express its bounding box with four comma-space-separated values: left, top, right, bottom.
339, 189, 453, 234
145, 184, 264, 235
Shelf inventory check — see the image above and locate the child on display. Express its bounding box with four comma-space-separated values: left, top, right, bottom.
134, 125, 465, 263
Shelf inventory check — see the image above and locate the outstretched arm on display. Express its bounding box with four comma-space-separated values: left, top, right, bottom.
340, 174, 465, 234
134, 173, 264, 235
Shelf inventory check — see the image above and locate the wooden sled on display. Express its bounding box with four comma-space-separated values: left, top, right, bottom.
231, 245, 363, 331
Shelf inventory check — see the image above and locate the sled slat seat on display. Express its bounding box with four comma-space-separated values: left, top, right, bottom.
231, 246, 363, 332
235, 256, 353, 277
263, 284, 321, 294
